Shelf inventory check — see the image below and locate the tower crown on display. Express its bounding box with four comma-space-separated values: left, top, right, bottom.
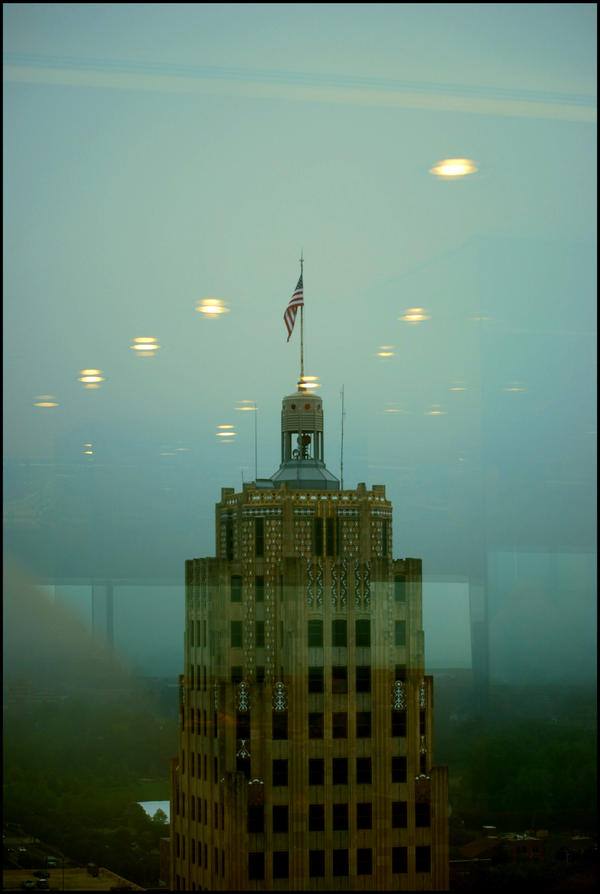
270, 386, 339, 490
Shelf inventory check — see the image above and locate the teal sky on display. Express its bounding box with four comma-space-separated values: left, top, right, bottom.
3, 4, 596, 680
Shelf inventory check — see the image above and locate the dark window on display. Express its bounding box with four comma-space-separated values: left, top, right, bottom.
332, 712, 348, 738
236, 711, 250, 741
248, 852, 264, 880
256, 621, 265, 647
356, 711, 371, 738
247, 806, 264, 834
415, 846, 431, 873
225, 520, 234, 561
272, 711, 288, 740
256, 665, 265, 683
392, 709, 407, 737
356, 757, 372, 784
332, 849, 349, 876
420, 709, 426, 735
273, 806, 288, 833
231, 620, 242, 648
415, 802, 431, 827
332, 757, 348, 785
309, 804, 325, 831
382, 520, 388, 555
355, 619, 371, 647
392, 801, 407, 828
230, 574, 242, 602
309, 758, 324, 785
272, 759, 288, 787
313, 517, 323, 556
308, 666, 324, 693
309, 850, 325, 878
255, 517, 264, 557
273, 851, 289, 879
394, 576, 406, 602
356, 802, 372, 830
395, 663, 406, 681
392, 846, 408, 873
356, 665, 371, 692
332, 803, 348, 830
332, 666, 348, 693
236, 755, 250, 779
392, 756, 407, 783
356, 848, 372, 875
395, 620, 406, 646
420, 753, 427, 774
255, 574, 264, 602
332, 619, 347, 647
325, 517, 335, 556
308, 619, 323, 647
231, 665, 243, 685
309, 712, 324, 738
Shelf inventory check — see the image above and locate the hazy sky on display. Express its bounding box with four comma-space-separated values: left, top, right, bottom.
3, 4, 596, 681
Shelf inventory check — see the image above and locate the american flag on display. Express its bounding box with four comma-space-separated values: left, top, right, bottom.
284, 273, 303, 341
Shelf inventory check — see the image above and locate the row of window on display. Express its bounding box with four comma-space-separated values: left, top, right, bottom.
189, 661, 408, 694
230, 619, 406, 649
248, 846, 431, 879
235, 709, 408, 740
246, 800, 430, 833
228, 573, 406, 603
266, 756, 408, 786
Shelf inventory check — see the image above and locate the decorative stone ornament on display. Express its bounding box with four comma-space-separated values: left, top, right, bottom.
392, 679, 406, 709
236, 681, 249, 712
272, 681, 288, 711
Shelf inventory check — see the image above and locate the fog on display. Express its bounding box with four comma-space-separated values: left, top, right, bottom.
3, 3, 597, 686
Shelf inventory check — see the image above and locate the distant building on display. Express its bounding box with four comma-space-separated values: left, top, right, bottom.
169, 382, 449, 889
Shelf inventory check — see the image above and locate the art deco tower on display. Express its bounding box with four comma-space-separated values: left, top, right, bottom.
169, 383, 449, 891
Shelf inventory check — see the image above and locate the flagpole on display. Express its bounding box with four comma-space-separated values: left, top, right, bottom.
300, 251, 304, 385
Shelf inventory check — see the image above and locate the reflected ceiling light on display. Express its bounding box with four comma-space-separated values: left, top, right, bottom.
78, 369, 104, 388
425, 404, 446, 415
83, 442, 93, 456
217, 424, 237, 438
429, 157, 478, 177
130, 336, 160, 354
398, 307, 431, 323
236, 400, 257, 411
449, 381, 467, 391
377, 346, 395, 357
34, 395, 58, 407
384, 403, 406, 414
298, 375, 320, 391
196, 298, 229, 316
504, 381, 525, 392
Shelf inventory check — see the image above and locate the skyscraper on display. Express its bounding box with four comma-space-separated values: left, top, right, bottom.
169, 384, 449, 890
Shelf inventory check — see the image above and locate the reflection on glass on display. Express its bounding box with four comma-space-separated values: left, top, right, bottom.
195, 298, 229, 316
449, 381, 467, 391
298, 375, 320, 391
384, 403, 406, 414
78, 369, 104, 389
429, 158, 478, 177
377, 346, 395, 357
130, 336, 160, 355
425, 404, 446, 415
236, 400, 257, 411
217, 424, 237, 443
83, 443, 93, 456
504, 381, 526, 392
33, 395, 58, 407
398, 308, 431, 323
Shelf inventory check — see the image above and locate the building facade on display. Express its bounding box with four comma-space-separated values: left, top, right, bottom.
170, 386, 449, 890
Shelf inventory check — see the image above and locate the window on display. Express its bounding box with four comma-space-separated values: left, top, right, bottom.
392, 709, 406, 737
272, 759, 288, 787
392, 756, 407, 783
332, 619, 347, 647
332, 712, 348, 738
255, 574, 264, 602
225, 520, 234, 561
395, 620, 406, 646
332, 849, 349, 876
273, 806, 288, 833
273, 851, 289, 879
416, 846, 431, 873
255, 517, 264, 557
247, 806, 264, 834
325, 516, 336, 556
308, 666, 324, 692
392, 846, 408, 873
309, 804, 324, 831
272, 710, 288, 740
248, 853, 264, 880
356, 757, 372, 784
237, 755, 250, 778
356, 848, 372, 875
231, 665, 243, 684
308, 619, 323, 647
309, 712, 324, 738
356, 665, 371, 692
332, 757, 348, 785
394, 576, 406, 602
332, 665, 347, 693
356, 711, 371, 738
236, 711, 250, 740
231, 620, 242, 648
256, 665, 265, 683
332, 803, 348, 830
230, 574, 242, 602
415, 802, 431, 827
255, 620, 265, 647
420, 709, 426, 735
309, 851, 325, 878
356, 802, 372, 830
309, 758, 324, 785
382, 519, 388, 555
313, 517, 323, 556
355, 619, 371, 647
392, 801, 407, 828
395, 664, 406, 681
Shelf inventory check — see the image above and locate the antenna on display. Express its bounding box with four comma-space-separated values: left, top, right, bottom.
340, 385, 345, 490
254, 401, 258, 481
